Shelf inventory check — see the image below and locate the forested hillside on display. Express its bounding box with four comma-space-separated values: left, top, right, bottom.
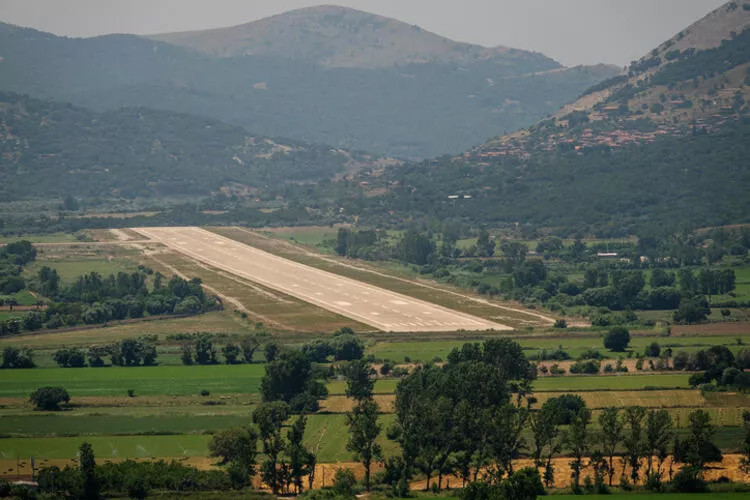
345, 1, 750, 236
0, 11, 618, 159
357, 117, 750, 236
0, 92, 383, 200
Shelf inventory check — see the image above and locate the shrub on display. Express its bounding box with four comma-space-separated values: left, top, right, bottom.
1, 346, 35, 368
332, 469, 357, 497
30, 386, 70, 410
549, 364, 566, 375
53, 348, 87, 368
553, 319, 567, 329
570, 360, 601, 374
604, 327, 630, 352
673, 351, 689, 370
578, 349, 604, 360
644, 342, 661, 357
671, 466, 708, 493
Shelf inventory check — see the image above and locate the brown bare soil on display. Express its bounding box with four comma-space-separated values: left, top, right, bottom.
672, 321, 750, 336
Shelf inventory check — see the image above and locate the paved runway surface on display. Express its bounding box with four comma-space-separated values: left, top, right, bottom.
133, 227, 510, 332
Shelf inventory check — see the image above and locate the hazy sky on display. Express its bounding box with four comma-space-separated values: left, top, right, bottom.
0, 0, 728, 66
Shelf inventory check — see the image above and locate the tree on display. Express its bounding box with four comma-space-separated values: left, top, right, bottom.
264, 342, 279, 362
645, 409, 673, 484
79, 442, 99, 500
53, 348, 86, 368
209, 427, 258, 488
302, 339, 334, 362
342, 359, 376, 402
241, 337, 260, 363
30, 386, 70, 410
740, 410, 750, 473
682, 410, 722, 470
287, 415, 315, 494
222, 343, 242, 364
530, 405, 560, 488
1, 346, 35, 368
253, 402, 289, 495
22, 311, 43, 331
194, 334, 217, 365
650, 269, 675, 288
476, 229, 495, 257
604, 326, 630, 352
346, 399, 382, 491
541, 394, 586, 425
332, 334, 364, 361
644, 342, 661, 357
674, 297, 710, 324
120, 339, 143, 366
598, 407, 623, 486
622, 406, 647, 484
564, 407, 591, 491
260, 350, 328, 411
398, 230, 435, 266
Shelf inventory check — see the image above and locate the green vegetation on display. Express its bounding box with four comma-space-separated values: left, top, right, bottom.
0, 364, 266, 397
532, 374, 691, 391
0, 21, 616, 160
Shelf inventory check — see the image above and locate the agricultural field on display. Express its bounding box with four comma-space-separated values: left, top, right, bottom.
1, 226, 749, 496
23, 241, 140, 284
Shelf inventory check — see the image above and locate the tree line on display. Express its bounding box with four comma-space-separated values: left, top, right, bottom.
1, 261, 217, 336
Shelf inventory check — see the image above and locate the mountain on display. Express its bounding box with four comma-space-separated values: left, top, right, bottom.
351, 1, 750, 235
0, 7, 619, 159
473, 1, 750, 158
0, 91, 390, 201
149, 5, 553, 69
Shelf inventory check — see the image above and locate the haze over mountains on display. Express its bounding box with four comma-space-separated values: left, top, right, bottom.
0, 5, 618, 159
359, 1, 750, 234
1, 1, 749, 235
150, 5, 552, 69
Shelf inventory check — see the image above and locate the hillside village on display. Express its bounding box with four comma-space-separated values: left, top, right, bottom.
469, 2, 750, 161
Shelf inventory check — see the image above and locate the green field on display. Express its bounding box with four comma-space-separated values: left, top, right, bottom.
0, 414, 398, 462
0, 364, 266, 398
0, 311, 24, 322
367, 335, 750, 363
0, 417, 743, 463
0, 311, 250, 349
0, 413, 254, 437
532, 374, 691, 391
25, 258, 137, 285
0, 233, 80, 244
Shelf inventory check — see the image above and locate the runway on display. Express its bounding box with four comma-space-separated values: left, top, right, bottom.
132, 226, 510, 332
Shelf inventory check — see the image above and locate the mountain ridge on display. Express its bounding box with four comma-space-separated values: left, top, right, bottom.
148, 5, 556, 69
0, 15, 618, 158
470, 0, 750, 159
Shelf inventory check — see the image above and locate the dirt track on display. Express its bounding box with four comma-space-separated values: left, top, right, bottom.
132, 227, 509, 333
